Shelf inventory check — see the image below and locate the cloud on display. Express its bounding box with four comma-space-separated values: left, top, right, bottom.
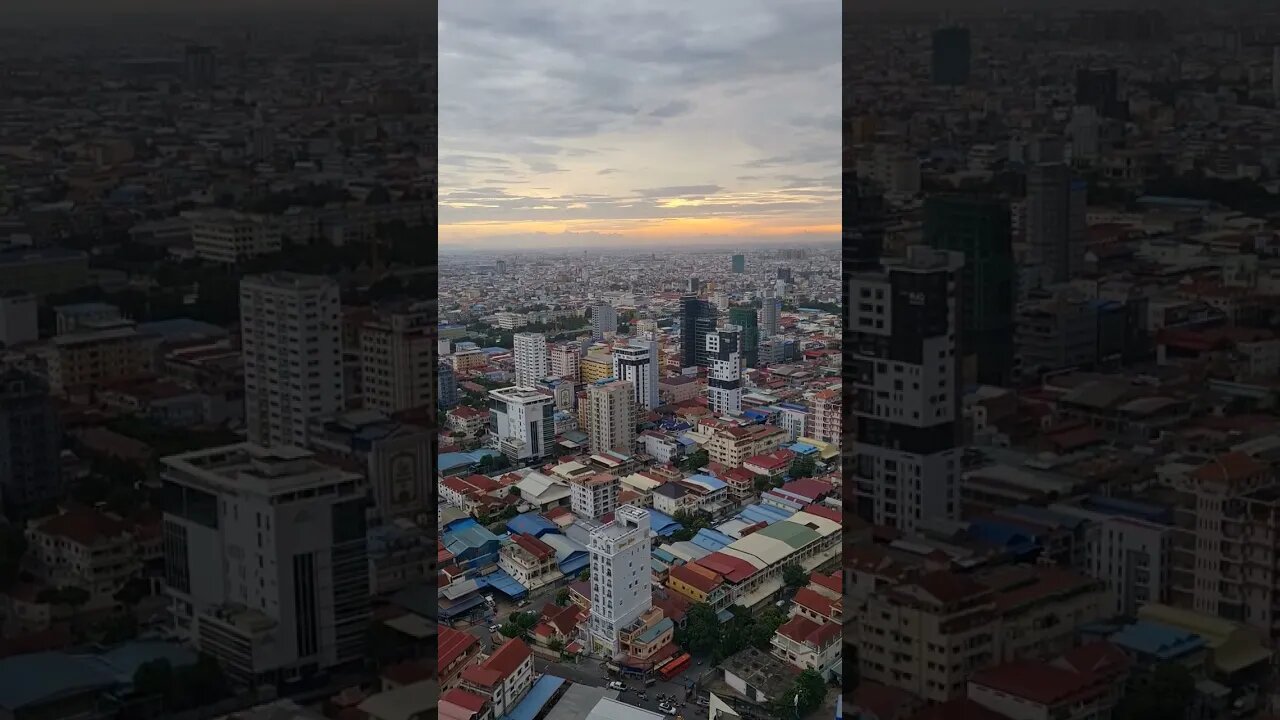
439, 0, 839, 243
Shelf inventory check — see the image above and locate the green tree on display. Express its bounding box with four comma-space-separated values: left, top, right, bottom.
675, 603, 722, 656
1114, 662, 1195, 720
773, 669, 827, 718
547, 637, 564, 653
680, 449, 709, 473
782, 564, 808, 589
579, 569, 589, 581
748, 606, 788, 650
672, 509, 710, 535
753, 475, 773, 493
788, 455, 817, 479
500, 610, 539, 640
554, 588, 570, 607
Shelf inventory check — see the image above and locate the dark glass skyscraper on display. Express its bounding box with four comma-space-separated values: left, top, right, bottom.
680, 294, 717, 370
727, 306, 760, 368
731, 254, 745, 273
931, 27, 971, 86
0, 368, 61, 520
924, 195, 1015, 386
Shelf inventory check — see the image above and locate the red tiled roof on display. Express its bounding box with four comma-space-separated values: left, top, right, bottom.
33, 509, 131, 546
383, 659, 433, 685
800, 503, 841, 523
511, 533, 556, 560
793, 587, 836, 618
695, 552, 758, 583
779, 478, 834, 502
482, 637, 532, 677
851, 682, 917, 720
441, 688, 489, 712
910, 699, 1006, 720
1054, 641, 1132, 677
438, 624, 478, 671
971, 659, 1106, 707
668, 563, 723, 594
1191, 451, 1267, 484
808, 571, 841, 596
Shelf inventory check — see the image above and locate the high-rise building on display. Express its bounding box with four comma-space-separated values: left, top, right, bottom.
587, 379, 635, 455
160, 444, 369, 684
727, 306, 760, 368
360, 302, 434, 413
612, 343, 659, 411
931, 27, 971, 86
187, 210, 282, 264
731, 254, 745, 273
496, 259, 507, 274
513, 332, 548, 389
924, 195, 1016, 386
571, 472, 620, 521
438, 361, 458, 410
759, 287, 780, 339
849, 246, 964, 532
184, 44, 217, 88
587, 505, 652, 658
687, 277, 700, 294
0, 292, 37, 347
1273, 47, 1280, 106
680, 294, 717, 370
1026, 163, 1087, 286
549, 343, 581, 382
590, 303, 617, 339
777, 268, 792, 282
706, 326, 743, 417
1075, 67, 1124, 119
240, 273, 344, 448
812, 388, 841, 447
488, 387, 555, 462
0, 368, 61, 519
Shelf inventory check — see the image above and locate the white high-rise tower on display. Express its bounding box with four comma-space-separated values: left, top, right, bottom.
706, 325, 743, 417
760, 287, 780, 338
590, 303, 617, 339
612, 342, 659, 411
587, 505, 652, 658
513, 332, 548, 389
240, 273, 344, 447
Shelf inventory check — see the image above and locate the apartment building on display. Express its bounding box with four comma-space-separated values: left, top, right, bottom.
978, 565, 1108, 663
1170, 450, 1280, 638
187, 209, 282, 264
811, 388, 841, 447
580, 350, 613, 384
570, 472, 619, 521
488, 387, 555, 462
618, 607, 676, 666
159, 444, 369, 685
438, 624, 483, 689
588, 506, 652, 658
240, 273, 344, 447
459, 639, 535, 718
549, 343, 581, 382
307, 410, 432, 522
587, 379, 635, 455
513, 332, 548, 389
667, 562, 731, 611
44, 323, 156, 393
498, 534, 560, 592
859, 570, 996, 703
360, 303, 434, 413
26, 508, 141, 601
0, 368, 62, 520
772, 615, 841, 679
613, 341, 659, 411
705, 424, 789, 468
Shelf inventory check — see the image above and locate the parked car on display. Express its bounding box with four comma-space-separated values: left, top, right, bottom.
658, 703, 676, 715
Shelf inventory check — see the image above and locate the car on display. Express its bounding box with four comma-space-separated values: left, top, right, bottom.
608, 681, 626, 691
658, 703, 676, 714
488, 625, 499, 632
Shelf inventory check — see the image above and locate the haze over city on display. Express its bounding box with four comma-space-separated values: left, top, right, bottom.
438, 0, 840, 249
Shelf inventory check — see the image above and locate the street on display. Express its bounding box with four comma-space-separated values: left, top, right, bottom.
534, 654, 711, 717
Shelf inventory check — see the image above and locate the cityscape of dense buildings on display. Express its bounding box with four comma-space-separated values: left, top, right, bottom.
845, 5, 1280, 720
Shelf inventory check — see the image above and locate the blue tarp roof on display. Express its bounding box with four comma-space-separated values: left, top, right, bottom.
0, 642, 196, 713
691, 528, 734, 552
506, 512, 560, 538
685, 474, 727, 492
653, 548, 679, 565
743, 409, 771, 421
789, 442, 819, 455
1110, 621, 1204, 660
735, 503, 794, 525
1082, 495, 1170, 523
502, 675, 566, 720
438, 449, 501, 473
645, 508, 683, 536
476, 568, 528, 599
968, 518, 1040, 549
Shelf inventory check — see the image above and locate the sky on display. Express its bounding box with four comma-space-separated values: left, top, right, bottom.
439, 0, 841, 250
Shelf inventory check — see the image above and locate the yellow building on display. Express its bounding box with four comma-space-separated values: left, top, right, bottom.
618, 607, 676, 665
45, 323, 155, 393
451, 348, 486, 373
580, 350, 613, 384
705, 424, 789, 467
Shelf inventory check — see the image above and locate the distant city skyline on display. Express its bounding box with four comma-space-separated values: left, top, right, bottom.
439, 0, 840, 248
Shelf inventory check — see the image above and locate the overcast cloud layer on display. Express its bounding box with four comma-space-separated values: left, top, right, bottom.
439, 0, 840, 249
